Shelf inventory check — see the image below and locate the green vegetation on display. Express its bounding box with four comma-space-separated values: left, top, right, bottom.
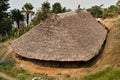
22, 2, 34, 26
0, 77, 6, 80
81, 67, 120, 80
31, 1, 71, 26
11, 9, 24, 29
87, 5, 103, 18
0, 0, 12, 41
87, 0, 120, 18
0, 55, 55, 80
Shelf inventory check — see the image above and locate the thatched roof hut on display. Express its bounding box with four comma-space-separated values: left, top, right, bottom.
11, 10, 107, 61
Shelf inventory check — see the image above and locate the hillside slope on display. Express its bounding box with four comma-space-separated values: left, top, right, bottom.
96, 16, 120, 66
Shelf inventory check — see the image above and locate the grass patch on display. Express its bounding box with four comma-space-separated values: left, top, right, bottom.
0, 56, 55, 80
0, 56, 29, 79
81, 67, 120, 80
0, 77, 6, 80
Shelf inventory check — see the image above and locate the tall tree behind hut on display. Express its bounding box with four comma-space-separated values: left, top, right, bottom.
87, 4, 103, 18
10, 9, 24, 37
52, 2, 62, 13
10, 9, 24, 29
41, 1, 51, 20
31, 1, 71, 26
0, 0, 12, 39
22, 2, 34, 26
31, 1, 51, 25
52, 2, 70, 14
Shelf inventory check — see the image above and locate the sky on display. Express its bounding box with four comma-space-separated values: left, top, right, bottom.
9, 0, 118, 12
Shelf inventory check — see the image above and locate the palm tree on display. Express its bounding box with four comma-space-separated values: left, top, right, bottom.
11, 9, 24, 29
22, 2, 34, 26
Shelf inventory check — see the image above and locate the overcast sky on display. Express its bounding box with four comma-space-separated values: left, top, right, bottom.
9, 0, 118, 12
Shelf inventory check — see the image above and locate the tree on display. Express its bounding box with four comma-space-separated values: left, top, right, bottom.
0, 0, 12, 37
107, 5, 118, 14
102, 5, 119, 19
62, 7, 71, 12
11, 9, 24, 29
41, 1, 51, 20
87, 5, 103, 18
31, 10, 43, 26
41, 1, 51, 13
31, 1, 51, 25
52, 2, 71, 14
22, 2, 34, 26
32, 1, 71, 26
52, 2, 62, 13
0, 0, 9, 21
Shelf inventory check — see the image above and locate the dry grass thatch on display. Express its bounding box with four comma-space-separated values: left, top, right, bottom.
11, 10, 107, 61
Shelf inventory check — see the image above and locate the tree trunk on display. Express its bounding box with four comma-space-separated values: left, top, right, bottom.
16, 20, 20, 29
26, 13, 29, 26
16, 20, 20, 37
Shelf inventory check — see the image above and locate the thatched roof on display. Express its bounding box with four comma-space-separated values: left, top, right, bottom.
11, 10, 107, 61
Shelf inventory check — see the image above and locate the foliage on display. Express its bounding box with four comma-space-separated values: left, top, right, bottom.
52, 2, 62, 13
81, 67, 120, 80
10, 9, 24, 29
0, 56, 55, 80
0, 77, 6, 80
32, 1, 71, 26
52, 2, 71, 14
31, 10, 42, 26
102, 5, 119, 19
22, 2, 34, 26
0, 17, 12, 36
87, 3, 120, 19
87, 5, 103, 18
0, 0, 12, 37
0, 54, 29, 79
41, 1, 51, 20
31, 1, 51, 25
0, 0, 9, 21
